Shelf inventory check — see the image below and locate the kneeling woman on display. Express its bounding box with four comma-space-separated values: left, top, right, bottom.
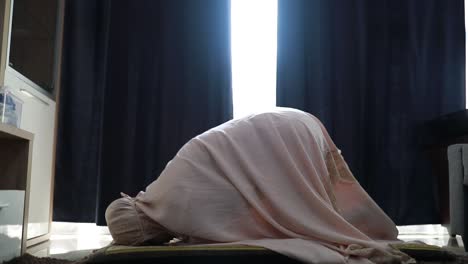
105, 108, 413, 264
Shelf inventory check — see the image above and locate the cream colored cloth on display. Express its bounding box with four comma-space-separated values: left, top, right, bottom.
105, 193, 173, 245
134, 108, 414, 263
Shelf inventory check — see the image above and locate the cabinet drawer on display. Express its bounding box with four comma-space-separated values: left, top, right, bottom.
0, 190, 25, 262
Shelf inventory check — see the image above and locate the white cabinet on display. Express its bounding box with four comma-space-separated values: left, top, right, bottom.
4, 68, 55, 242
0, 0, 63, 249
0, 190, 25, 262
0, 123, 33, 261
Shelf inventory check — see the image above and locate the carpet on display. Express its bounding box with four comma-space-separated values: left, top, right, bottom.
1, 254, 73, 264
2, 244, 467, 264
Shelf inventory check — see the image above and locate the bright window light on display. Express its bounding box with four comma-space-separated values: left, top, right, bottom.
231, 0, 278, 118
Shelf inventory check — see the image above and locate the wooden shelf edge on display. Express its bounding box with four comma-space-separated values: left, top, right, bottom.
0, 122, 34, 140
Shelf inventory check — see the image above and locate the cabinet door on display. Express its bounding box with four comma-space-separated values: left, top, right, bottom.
4, 68, 55, 241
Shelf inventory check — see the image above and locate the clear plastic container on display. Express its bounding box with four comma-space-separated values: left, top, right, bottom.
0, 87, 23, 128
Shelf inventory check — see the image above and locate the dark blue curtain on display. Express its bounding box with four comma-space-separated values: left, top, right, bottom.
54, 0, 232, 224
277, 0, 465, 225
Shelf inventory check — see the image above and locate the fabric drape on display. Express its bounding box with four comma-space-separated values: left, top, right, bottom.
135, 108, 413, 264
276, 0, 465, 225
54, 0, 232, 224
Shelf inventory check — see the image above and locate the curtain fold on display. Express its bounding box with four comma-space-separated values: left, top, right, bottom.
55, 0, 232, 224
277, 0, 465, 225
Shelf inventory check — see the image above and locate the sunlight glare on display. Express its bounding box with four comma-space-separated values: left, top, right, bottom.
231, 0, 278, 118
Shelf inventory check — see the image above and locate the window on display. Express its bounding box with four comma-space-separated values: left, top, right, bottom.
231, 0, 278, 118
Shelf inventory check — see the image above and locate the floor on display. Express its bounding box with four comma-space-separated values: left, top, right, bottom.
26, 222, 466, 259
27, 222, 113, 258
398, 224, 465, 253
